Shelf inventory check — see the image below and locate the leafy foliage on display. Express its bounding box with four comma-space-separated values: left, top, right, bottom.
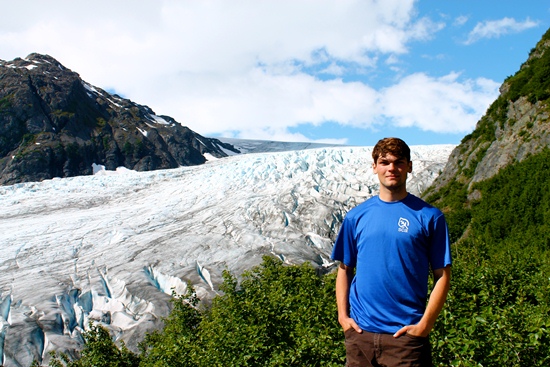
49, 322, 140, 367
138, 284, 202, 366
424, 177, 471, 244
469, 149, 550, 247
427, 149, 550, 366
139, 256, 344, 367
431, 241, 550, 366
506, 27, 550, 104
425, 42, 550, 367
53, 241, 550, 367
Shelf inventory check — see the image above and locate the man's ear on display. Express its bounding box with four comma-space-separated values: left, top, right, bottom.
372, 162, 377, 173
408, 161, 413, 173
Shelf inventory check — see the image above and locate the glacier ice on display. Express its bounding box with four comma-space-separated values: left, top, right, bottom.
0, 144, 453, 366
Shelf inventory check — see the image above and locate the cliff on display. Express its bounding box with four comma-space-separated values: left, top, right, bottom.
0, 54, 238, 185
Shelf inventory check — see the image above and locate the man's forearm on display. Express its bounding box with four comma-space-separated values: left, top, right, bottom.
336, 263, 362, 332
417, 265, 451, 335
336, 263, 352, 319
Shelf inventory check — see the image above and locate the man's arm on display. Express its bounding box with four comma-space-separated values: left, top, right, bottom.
393, 265, 451, 338
336, 263, 362, 333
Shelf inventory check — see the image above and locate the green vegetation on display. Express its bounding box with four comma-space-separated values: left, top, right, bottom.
458, 27, 550, 178
122, 141, 133, 156
506, 27, 550, 104
65, 143, 81, 160
51, 110, 76, 119
122, 140, 147, 159
463, 113, 497, 145
0, 95, 12, 113
96, 117, 107, 127
134, 140, 147, 158
469, 148, 550, 249
139, 257, 343, 367
20, 133, 36, 147
424, 178, 470, 244
12, 133, 38, 160
49, 258, 343, 367
425, 148, 550, 366
48, 323, 139, 367
433, 243, 550, 366
102, 136, 111, 150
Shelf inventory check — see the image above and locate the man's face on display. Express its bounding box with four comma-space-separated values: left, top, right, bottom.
372, 153, 412, 191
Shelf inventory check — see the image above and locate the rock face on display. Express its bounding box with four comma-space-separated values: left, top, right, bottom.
429, 28, 550, 197
0, 53, 238, 185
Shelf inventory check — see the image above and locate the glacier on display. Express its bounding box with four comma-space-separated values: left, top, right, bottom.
0, 143, 453, 366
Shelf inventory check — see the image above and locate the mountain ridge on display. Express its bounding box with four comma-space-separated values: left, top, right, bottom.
428, 27, 550, 199
0, 53, 238, 185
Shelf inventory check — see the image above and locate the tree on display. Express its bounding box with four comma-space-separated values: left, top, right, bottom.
49, 322, 139, 367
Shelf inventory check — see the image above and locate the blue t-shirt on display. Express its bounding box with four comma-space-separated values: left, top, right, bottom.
331, 194, 452, 334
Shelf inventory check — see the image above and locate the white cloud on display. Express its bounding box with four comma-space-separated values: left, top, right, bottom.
167, 67, 499, 139
380, 72, 500, 133
465, 17, 539, 45
161, 69, 380, 135
454, 15, 469, 27
8, 0, 420, 77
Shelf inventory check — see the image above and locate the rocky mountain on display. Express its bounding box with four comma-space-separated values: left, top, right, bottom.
427, 28, 550, 210
0, 53, 239, 185
424, 30, 550, 246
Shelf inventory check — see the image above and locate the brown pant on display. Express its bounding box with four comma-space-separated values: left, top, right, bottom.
344, 329, 433, 367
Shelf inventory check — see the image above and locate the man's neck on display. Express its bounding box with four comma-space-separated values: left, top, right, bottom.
378, 187, 408, 202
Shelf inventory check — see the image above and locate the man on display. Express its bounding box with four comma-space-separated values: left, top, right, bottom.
332, 137, 451, 367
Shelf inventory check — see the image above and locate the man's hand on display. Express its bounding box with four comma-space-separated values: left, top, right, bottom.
339, 315, 363, 333
393, 324, 429, 338
394, 266, 451, 339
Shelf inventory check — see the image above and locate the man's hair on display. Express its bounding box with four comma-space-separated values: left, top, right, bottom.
372, 137, 411, 163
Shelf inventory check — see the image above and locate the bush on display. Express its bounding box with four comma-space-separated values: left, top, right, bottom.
139, 256, 344, 367
49, 323, 140, 367
426, 149, 550, 366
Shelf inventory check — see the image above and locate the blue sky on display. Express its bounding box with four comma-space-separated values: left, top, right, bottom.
1, 1, 549, 146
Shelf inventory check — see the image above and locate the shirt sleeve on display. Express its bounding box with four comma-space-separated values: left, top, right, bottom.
429, 213, 452, 270
331, 215, 358, 268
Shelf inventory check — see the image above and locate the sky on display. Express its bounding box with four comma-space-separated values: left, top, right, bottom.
1, 1, 549, 146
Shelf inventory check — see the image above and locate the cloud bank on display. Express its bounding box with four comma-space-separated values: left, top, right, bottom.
0, 1, 518, 143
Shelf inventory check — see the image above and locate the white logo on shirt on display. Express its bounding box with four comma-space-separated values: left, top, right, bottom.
398, 217, 410, 233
